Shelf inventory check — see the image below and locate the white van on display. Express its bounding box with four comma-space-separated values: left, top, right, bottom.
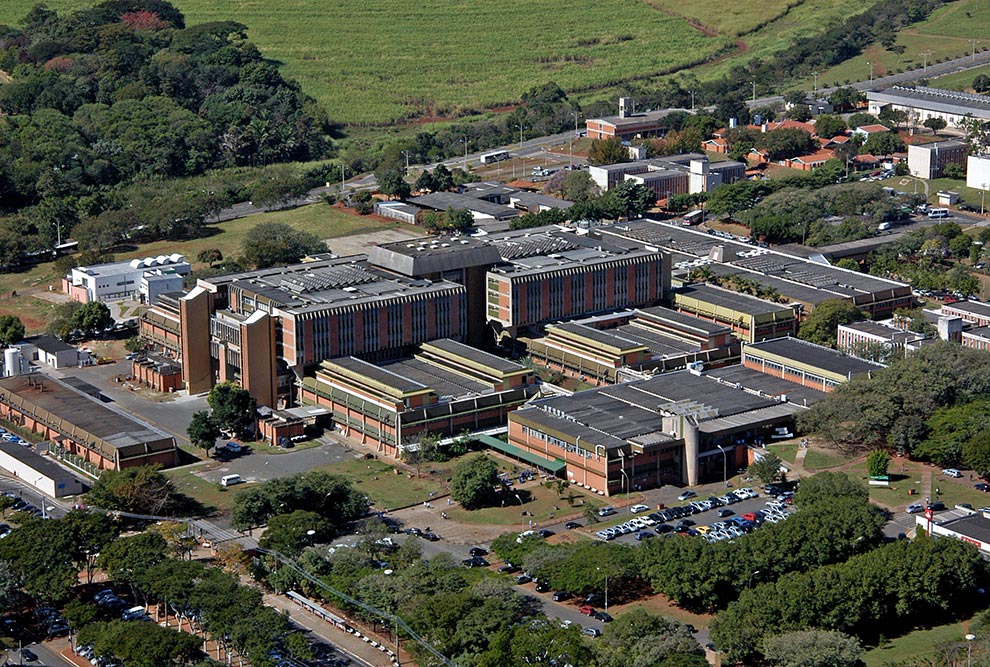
928, 208, 950, 219
121, 606, 146, 621
220, 474, 242, 487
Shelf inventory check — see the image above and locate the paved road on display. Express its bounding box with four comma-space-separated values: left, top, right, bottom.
3, 641, 69, 667
748, 49, 990, 108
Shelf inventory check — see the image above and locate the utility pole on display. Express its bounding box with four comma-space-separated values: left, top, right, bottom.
689, 90, 695, 110
868, 61, 874, 82
461, 137, 468, 167
972, 40, 981, 61
339, 164, 345, 194
400, 150, 410, 173
517, 123, 525, 147
752, 80, 756, 102
921, 50, 932, 73
813, 71, 819, 97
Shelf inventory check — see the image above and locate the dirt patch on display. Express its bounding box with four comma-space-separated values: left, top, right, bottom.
612, 593, 714, 628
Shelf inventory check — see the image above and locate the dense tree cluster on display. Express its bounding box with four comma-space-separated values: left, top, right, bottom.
639, 475, 885, 611
710, 535, 990, 662
798, 299, 866, 348
86, 465, 198, 515
0, 510, 119, 602
798, 342, 990, 454
240, 221, 326, 268
230, 470, 367, 531
868, 222, 981, 296
0, 0, 331, 267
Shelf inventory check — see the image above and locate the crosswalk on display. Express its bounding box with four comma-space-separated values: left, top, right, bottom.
188, 518, 259, 548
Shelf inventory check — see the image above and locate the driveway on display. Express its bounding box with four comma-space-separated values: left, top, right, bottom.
197, 436, 361, 485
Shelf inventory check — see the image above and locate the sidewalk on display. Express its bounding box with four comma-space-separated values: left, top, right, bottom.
264, 593, 410, 667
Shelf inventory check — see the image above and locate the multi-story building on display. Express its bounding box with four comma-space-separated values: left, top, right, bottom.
596, 220, 913, 319
961, 326, 990, 352
484, 230, 669, 337
907, 140, 969, 179
942, 300, 990, 327
528, 306, 737, 385
588, 154, 746, 198
63, 254, 190, 304
967, 154, 990, 194
299, 339, 538, 457
188, 255, 469, 408
836, 320, 925, 360
671, 284, 798, 343
508, 363, 822, 494
585, 99, 691, 140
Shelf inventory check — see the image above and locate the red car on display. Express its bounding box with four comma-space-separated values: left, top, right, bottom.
578, 605, 596, 616
741, 512, 757, 522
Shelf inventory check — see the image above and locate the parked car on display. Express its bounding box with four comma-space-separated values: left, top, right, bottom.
976, 483, 990, 492
597, 506, 616, 517
535, 582, 549, 593
582, 627, 602, 638
594, 611, 613, 622
469, 546, 488, 557
677, 490, 697, 501
551, 590, 572, 602
928, 501, 947, 511
629, 504, 650, 514
942, 468, 962, 478
564, 521, 581, 530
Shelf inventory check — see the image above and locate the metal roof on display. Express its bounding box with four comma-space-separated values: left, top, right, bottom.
868, 86, 990, 119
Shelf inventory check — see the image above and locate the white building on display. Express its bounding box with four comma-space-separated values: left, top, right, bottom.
0, 443, 85, 498
63, 254, 191, 304
15, 335, 86, 370
967, 154, 990, 193
868, 86, 990, 128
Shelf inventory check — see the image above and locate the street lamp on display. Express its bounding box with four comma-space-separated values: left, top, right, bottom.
748, 570, 761, 589
715, 445, 728, 487
867, 61, 874, 82
813, 71, 819, 97
981, 183, 987, 216
514, 493, 525, 532
517, 123, 525, 147
461, 137, 469, 167
400, 150, 411, 173
967, 633, 976, 667
597, 566, 609, 612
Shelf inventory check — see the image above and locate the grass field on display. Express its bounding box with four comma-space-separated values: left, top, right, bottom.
862, 620, 968, 667
319, 458, 443, 511
767, 443, 798, 464
792, 0, 990, 91
447, 483, 604, 526
0, 0, 725, 126
165, 465, 251, 515
803, 448, 847, 471
931, 63, 990, 91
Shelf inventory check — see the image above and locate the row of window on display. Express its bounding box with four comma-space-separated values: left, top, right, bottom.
520, 425, 594, 459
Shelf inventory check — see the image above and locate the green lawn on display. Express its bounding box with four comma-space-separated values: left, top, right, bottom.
802, 448, 848, 471
639, 0, 809, 36
930, 63, 990, 91
165, 465, 253, 515
767, 443, 798, 465
923, 178, 988, 210
863, 620, 968, 667
448, 483, 604, 527
115, 203, 417, 269
318, 458, 442, 511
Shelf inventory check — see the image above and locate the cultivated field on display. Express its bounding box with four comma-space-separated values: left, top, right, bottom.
641, 0, 814, 36
0, 0, 725, 125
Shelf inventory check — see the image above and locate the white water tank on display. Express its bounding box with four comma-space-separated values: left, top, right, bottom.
4, 347, 22, 377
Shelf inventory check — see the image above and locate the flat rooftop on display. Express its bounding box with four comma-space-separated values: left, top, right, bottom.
0, 375, 173, 452
869, 87, 990, 119
590, 108, 693, 129
514, 369, 806, 449
635, 305, 733, 336
202, 255, 466, 316
745, 336, 882, 377
675, 283, 794, 317
944, 300, 990, 318
705, 364, 827, 407
0, 442, 79, 482
840, 320, 919, 342
410, 192, 519, 219
598, 219, 908, 302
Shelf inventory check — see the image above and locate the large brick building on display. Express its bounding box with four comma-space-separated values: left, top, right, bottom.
299, 339, 538, 457
0, 375, 177, 472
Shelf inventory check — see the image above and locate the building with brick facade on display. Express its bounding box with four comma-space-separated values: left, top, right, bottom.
484, 229, 669, 337
508, 365, 819, 494
942, 300, 990, 327
741, 337, 881, 392
130, 353, 183, 393
527, 306, 738, 385
585, 100, 692, 141
962, 326, 990, 352
299, 339, 538, 457
836, 320, 924, 360
907, 140, 969, 179
0, 375, 177, 472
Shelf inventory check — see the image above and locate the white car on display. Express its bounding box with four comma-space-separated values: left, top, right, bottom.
630, 504, 650, 513
942, 468, 962, 478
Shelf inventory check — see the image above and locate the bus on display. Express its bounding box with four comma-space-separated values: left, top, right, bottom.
682, 210, 704, 226
479, 150, 510, 164
928, 208, 950, 219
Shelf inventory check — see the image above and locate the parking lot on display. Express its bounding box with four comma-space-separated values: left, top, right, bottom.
590, 487, 795, 544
